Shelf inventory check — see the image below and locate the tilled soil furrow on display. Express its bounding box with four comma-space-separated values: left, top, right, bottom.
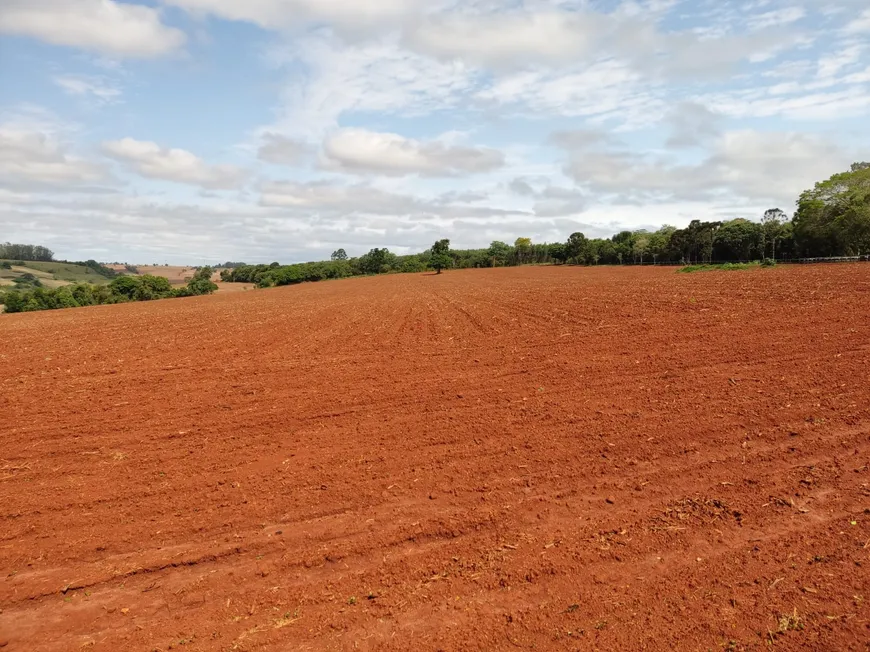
2, 265, 870, 651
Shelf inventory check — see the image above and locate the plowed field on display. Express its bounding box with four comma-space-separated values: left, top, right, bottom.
2, 265, 869, 651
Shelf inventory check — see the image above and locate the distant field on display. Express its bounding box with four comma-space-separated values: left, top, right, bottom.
106, 264, 230, 286
106, 264, 202, 286
0, 260, 113, 288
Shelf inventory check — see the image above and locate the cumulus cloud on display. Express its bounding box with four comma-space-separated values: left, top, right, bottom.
101, 138, 247, 189
320, 128, 505, 177
406, 7, 797, 78
561, 129, 852, 207
0, 0, 185, 57
0, 127, 108, 190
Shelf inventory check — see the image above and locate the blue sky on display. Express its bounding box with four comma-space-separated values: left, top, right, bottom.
1, 0, 868, 264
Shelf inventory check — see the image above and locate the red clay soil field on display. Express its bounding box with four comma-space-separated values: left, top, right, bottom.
2, 265, 870, 652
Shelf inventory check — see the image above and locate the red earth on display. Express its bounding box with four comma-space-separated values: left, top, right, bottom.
1, 265, 869, 651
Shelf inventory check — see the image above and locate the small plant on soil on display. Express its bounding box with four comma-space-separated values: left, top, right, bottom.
777, 609, 803, 633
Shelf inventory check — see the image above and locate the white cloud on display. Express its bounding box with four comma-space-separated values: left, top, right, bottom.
816, 44, 865, 79
406, 11, 605, 68
664, 102, 722, 148
702, 86, 870, 121
162, 0, 424, 35
266, 36, 479, 138
53, 75, 122, 104
257, 133, 312, 165
259, 179, 424, 213
0, 126, 107, 189
259, 179, 528, 221
0, 0, 185, 58
477, 60, 662, 126
748, 7, 806, 30
844, 9, 870, 34
706, 130, 848, 203
321, 128, 504, 177
560, 129, 852, 207
101, 138, 247, 189
406, 7, 797, 78
531, 186, 588, 217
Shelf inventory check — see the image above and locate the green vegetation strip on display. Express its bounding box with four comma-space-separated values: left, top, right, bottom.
678, 262, 766, 273
1, 268, 217, 313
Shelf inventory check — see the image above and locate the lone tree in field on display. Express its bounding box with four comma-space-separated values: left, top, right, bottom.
430, 239, 451, 274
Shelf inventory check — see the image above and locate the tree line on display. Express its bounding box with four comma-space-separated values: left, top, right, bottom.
1, 243, 120, 280
1, 267, 217, 313
0, 242, 55, 262
221, 162, 869, 287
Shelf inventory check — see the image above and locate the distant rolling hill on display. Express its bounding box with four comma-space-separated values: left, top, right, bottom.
0, 260, 115, 290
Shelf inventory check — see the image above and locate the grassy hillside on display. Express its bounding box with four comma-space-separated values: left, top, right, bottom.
0, 260, 114, 289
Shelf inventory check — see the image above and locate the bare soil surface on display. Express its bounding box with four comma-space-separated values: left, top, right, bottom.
213, 282, 256, 294
1, 265, 869, 651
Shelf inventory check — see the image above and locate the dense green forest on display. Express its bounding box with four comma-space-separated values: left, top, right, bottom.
223, 163, 869, 288
1, 267, 217, 313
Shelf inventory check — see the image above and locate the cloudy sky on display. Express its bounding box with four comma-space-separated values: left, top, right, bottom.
1, 0, 868, 264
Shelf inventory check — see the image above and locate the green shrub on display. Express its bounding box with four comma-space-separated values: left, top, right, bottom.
109, 275, 141, 299
134, 275, 175, 300
176, 266, 218, 296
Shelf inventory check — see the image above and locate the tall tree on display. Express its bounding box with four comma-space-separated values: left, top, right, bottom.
487, 241, 511, 267
430, 239, 451, 274
761, 208, 787, 259
794, 163, 870, 256
358, 248, 397, 274
514, 237, 532, 264
565, 232, 587, 263
331, 248, 348, 261
634, 233, 651, 264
